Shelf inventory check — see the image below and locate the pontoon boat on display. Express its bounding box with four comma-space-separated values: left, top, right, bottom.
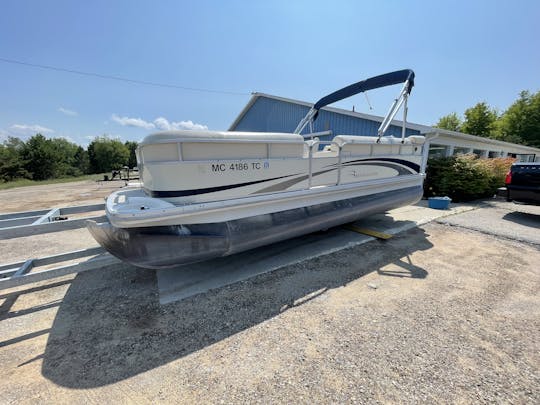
87, 69, 429, 269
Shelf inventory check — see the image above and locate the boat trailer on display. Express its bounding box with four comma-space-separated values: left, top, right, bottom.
0, 203, 128, 289
0, 203, 106, 239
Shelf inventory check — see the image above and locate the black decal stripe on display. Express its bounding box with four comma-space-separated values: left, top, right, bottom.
147, 173, 301, 198
253, 168, 337, 194
324, 158, 419, 173
254, 175, 309, 194
345, 158, 420, 173
253, 162, 416, 195
340, 161, 412, 176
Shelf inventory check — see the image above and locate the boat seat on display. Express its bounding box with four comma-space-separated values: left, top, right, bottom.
140, 130, 305, 144
333, 135, 425, 146
328, 135, 425, 156
139, 130, 306, 162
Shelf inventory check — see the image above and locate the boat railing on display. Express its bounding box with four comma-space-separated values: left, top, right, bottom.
306, 138, 424, 189
306, 140, 346, 188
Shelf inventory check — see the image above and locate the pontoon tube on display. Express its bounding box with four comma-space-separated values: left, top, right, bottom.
87, 185, 423, 269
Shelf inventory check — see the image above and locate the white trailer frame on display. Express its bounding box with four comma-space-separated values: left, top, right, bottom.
0, 203, 106, 239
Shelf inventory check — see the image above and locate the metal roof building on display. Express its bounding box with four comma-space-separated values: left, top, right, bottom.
230, 93, 540, 161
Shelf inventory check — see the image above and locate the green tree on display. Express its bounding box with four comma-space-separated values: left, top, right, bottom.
49, 137, 80, 177
124, 141, 139, 169
0, 137, 29, 182
21, 134, 58, 180
498, 90, 540, 147
435, 112, 462, 131
87, 136, 130, 173
74, 146, 90, 174
461, 102, 498, 137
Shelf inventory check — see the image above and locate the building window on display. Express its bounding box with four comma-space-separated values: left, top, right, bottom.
453, 147, 470, 155
429, 144, 448, 158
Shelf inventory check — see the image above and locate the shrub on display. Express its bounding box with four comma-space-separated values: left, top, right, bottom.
424, 154, 515, 202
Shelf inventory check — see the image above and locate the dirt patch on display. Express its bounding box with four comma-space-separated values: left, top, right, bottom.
0, 180, 125, 212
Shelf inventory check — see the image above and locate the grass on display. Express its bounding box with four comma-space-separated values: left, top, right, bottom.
0, 173, 107, 190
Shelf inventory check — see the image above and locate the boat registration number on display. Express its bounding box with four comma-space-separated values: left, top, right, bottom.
211, 162, 269, 172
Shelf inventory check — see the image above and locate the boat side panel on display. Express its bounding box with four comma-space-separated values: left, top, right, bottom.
142, 155, 423, 203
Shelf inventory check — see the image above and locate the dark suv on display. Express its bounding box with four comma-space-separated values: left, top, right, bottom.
505, 162, 540, 205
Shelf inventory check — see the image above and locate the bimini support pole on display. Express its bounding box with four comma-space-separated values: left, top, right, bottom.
294, 107, 317, 135
376, 80, 410, 142
401, 93, 408, 143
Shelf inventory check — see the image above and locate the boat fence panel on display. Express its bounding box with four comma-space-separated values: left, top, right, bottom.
181, 142, 268, 160
141, 143, 180, 162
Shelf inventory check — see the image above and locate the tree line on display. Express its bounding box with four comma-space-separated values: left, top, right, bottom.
0, 135, 138, 182
435, 90, 540, 148
2, 90, 538, 184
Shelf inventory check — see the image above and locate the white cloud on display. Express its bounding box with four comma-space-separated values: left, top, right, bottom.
58, 107, 78, 116
153, 117, 169, 130
111, 114, 208, 131
111, 114, 155, 130
153, 117, 208, 131
9, 124, 54, 135
176, 120, 208, 131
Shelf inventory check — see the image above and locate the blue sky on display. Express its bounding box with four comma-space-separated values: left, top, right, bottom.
1, 0, 539, 145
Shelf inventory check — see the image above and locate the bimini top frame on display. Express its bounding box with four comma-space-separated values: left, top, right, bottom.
293, 69, 415, 143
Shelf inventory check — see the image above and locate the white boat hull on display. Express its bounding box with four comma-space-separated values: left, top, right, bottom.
106, 173, 424, 228
88, 184, 423, 269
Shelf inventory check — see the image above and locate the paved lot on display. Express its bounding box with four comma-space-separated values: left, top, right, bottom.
437, 200, 540, 245
0, 188, 539, 403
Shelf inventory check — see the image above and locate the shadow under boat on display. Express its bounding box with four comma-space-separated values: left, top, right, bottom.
40, 221, 433, 389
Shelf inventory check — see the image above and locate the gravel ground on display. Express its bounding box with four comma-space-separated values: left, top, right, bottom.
1, 221, 539, 404
1, 182, 539, 403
